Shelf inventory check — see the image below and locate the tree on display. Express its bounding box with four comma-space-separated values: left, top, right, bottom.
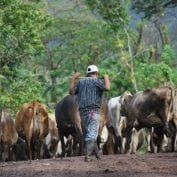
0, 0, 52, 112
132, 0, 177, 19
0, 0, 52, 71
39, 0, 121, 102
86, 0, 140, 92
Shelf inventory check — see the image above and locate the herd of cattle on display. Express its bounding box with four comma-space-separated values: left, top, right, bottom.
0, 86, 177, 162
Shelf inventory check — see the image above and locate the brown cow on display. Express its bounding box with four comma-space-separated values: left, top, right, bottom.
1, 109, 18, 161
15, 101, 49, 160
1, 109, 28, 161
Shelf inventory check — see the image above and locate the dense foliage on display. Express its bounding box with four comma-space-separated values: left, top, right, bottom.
0, 0, 52, 69
0, 0, 177, 113
0, 0, 52, 112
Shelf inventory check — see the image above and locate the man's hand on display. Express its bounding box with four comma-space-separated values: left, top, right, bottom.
103, 74, 110, 91
72, 72, 80, 80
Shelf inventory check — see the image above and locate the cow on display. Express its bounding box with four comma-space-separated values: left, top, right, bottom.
105, 111, 144, 154
45, 112, 59, 158
163, 87, 177, 152
119, 115, 145, 154
129, 128, 144, 154
99, 125, 108, 154
55, 95, 83, 157
97, 98, 109, 150
106, 96, 125, 154
15, 101, 49, 160
55, 95, 108, 157
1, 109, 28, 162
120, 87, 174, 154
104, 94, 136, 155
55, 136, 72, 157
167, 115, 177, 152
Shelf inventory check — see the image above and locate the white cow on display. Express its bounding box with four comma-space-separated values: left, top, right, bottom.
107, 93, 146, 154
106, 96, 125, 154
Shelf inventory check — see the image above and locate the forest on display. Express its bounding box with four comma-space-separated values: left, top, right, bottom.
1, 0, 177, 113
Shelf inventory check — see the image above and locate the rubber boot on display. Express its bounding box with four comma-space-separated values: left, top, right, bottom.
85, 140, 95, 162
93, 141, 101, 160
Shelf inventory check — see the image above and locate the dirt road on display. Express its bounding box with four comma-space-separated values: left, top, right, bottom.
0, 153, 177, 177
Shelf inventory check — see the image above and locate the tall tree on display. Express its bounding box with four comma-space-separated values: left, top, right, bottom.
132, 0, 177, 19
86, 0, 140, 92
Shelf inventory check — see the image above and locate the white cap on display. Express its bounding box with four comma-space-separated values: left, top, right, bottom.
86, 65, 99, 74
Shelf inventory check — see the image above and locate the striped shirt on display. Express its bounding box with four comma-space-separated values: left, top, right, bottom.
74, 77, 105, 116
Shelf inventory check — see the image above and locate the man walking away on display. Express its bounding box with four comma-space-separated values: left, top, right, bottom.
69, 65, 110, 161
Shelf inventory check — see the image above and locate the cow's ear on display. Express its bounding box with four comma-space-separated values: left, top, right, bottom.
119, 96, 124, 105
128, 94, 133, 100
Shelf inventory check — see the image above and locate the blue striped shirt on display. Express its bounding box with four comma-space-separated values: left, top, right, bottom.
74, 77, 105, 115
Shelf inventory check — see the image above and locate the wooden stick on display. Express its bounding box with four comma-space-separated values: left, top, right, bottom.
76, 76, 104, 79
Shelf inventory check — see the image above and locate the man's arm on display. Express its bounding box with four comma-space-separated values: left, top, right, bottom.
69, 72, 80, 95
103, 74, 110, 91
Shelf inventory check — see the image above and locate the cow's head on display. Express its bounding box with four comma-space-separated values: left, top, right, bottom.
119, 91, 133, 116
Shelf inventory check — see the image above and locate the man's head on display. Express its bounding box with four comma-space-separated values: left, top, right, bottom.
86, 65, 99, 77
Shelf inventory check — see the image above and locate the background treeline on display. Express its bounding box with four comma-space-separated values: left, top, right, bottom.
1, 0, 177, 113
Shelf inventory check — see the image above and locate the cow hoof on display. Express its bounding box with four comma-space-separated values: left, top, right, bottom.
97, 156, 101, 161
85, 156, 94, 162
96, 153, 102, 161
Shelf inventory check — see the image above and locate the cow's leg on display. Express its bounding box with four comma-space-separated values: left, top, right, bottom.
145, 128, 152, 152
103, 131, 115, 155
172, 133, 176, 152
72, 131, 83, 156
59, 131, 65, 158
110, 126, 123, 154
66, 134, 73, 157
130, 128, 140, 154
150, 127, 156, 153
35, 139, 41, 159
36, 138, 42, 159
168, 121, 177, 152
3, 143, 10, 162
97, 134, 101, 149
31, 138, 36, 160
125, 125, 133, 154
79, 134, 84, 156
28, 142, 31, 161
154, 127, 164, 153
0, 141, 2, 161
77, 129, 84, 156
115, 134, 123, 154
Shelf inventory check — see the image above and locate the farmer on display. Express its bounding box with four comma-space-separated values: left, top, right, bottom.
69, 64, 110, 161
